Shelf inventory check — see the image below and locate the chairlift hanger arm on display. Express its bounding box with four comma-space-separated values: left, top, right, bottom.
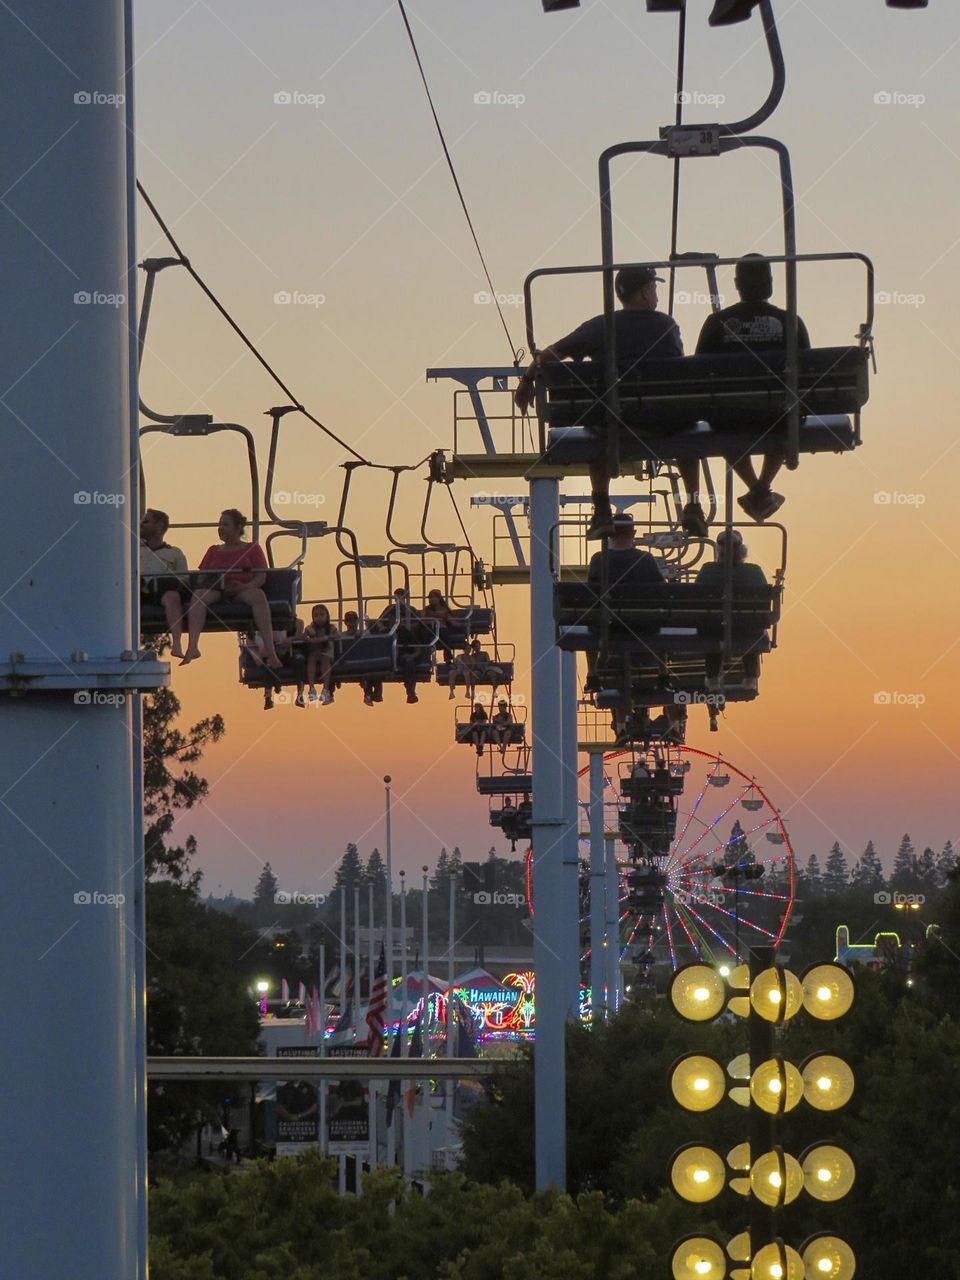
139, 420, 262, 545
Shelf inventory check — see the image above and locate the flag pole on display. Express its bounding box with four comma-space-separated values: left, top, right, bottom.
354, 885, 362, 1033
399, 870, 408, 1172
339, 886, 347, 1019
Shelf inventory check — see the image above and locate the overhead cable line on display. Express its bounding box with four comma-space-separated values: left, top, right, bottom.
136, 180, 371, 465
395, 0, 523, 367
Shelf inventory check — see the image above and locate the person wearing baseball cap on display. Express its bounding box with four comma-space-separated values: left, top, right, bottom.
515, 266, 705, 541
696, 253, 812, 523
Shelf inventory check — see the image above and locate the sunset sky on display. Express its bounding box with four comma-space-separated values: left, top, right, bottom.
132, 1, 959, 897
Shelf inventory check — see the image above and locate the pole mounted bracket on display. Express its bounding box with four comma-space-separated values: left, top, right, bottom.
0, 650, 169, 697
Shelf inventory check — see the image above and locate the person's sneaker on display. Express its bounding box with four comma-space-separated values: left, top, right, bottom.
320, 690, 333, 705
586, 505, 615, 540
680, 501, 709, 538
363, 693, 374, 707
406, 692, 419, 704
448, 687, 456, 701
476, 744, 484, 757
308, 687, 318, 702
263, 695, 274, 711
295, 691, 305, 708
373, 690, 384, 703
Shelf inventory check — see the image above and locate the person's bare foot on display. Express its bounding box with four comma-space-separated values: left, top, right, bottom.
170, 644, 184, 659
180, 647, 201, 665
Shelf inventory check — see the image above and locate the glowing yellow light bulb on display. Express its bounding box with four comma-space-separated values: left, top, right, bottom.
768, 989, 782, 1004
817, 1075, 831, 1091
817, 1167, 831, 1183
817, 985, 831, 1001
768, 1078, 782, 1094
693, 1077, 710, 1092
693, 1168, 710, 1184
817, 1261, 832, 1274
695, 1263, 712, 1276
768, 1171, 782, 1188
693, 986, 710, 1002
770, 1266, 783, 1279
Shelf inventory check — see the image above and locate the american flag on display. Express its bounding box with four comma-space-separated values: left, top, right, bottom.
365, 944, 388, 1057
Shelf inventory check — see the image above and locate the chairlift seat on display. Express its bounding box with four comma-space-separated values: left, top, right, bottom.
141, 568, 300, 638
620, 772, 685, 798
456, 723, 526, 747
447, 607, 495, 635
477, 774, 533, 796
332, 632, 436, 683
540, 347, 867, 454
436, 661, 514, 687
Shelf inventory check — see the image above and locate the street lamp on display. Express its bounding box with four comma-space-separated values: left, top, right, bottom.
256, 979, 269, 1017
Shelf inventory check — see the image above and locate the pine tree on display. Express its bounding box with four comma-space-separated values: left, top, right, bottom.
890, 834, 917, 891
364, 848, 387, 888
936, 840, 957, 888
431, 848, 450, 891
724, 819, 756, 868
448, 846, 463, 876
916, 847, 939, 892
253, 863, 279, 920
333, 843, 364, 893
802, 853, 823, 897
822, 842, 850, 894
852, 840, 885, 890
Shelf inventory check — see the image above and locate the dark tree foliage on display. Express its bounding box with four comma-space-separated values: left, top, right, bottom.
143, 686, 224, 887
146, 882, 262, 1155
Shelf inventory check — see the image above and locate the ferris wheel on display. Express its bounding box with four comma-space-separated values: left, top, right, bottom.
527, 746, 795, 978
596, 746, 794, 973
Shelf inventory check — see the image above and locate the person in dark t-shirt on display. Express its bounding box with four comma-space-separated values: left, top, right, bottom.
696, 254, 811, 523
586, 513, 665, 590
584, 513, 664, 693
516, 266, 706, 541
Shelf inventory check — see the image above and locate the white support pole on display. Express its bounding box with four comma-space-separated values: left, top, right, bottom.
400, 873, 409, 1038
368, 881, 375, 1002
605, 835, 621, 1015
384, 776, 393, 988
0, 4, 167, 1277
319, 944, 327, 1156
561, 649, 582, 1014
529, 475, 567, 1190
445, 870, 456, 1165
588, 751, 607, 1022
